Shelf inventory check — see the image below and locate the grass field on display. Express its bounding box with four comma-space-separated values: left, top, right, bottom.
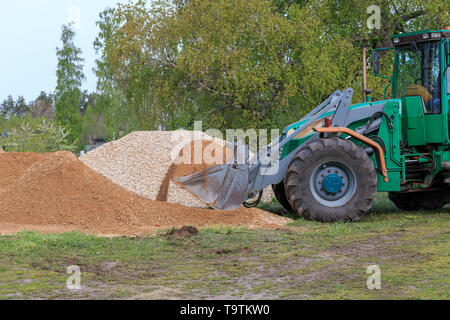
0, 194, 449, 300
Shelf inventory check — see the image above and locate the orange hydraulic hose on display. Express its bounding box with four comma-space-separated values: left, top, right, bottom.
314, 127, 389, 182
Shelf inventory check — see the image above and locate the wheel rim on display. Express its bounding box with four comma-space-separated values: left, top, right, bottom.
310, 161, 356, 207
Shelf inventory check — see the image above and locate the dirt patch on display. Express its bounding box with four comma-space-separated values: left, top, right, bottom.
166, 226, 199, 238
325, 235, 403, 258
215, 248, 253, 255
128, 287, 184, 300
0, 151, 291, 236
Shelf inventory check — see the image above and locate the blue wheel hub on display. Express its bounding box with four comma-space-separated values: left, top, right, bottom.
310, 162, 357, 207
322, 174, 343, 194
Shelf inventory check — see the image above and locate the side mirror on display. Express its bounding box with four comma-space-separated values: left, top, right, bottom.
373, 51, 380, 75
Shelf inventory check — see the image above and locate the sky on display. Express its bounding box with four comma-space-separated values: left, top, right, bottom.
0, 0, 129, 102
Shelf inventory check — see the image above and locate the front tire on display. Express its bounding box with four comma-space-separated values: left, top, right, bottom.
272, 182, 294, 212
285, 137, 378, 222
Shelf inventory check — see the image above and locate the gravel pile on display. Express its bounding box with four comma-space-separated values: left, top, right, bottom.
80, 131, 275, 207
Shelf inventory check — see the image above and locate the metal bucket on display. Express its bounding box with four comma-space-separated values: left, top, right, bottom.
174, 163, 250, 210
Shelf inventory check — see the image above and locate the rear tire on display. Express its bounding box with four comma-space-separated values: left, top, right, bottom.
272, 182, 294, 212
285, 137, 378, 222
389, 190, 448, 211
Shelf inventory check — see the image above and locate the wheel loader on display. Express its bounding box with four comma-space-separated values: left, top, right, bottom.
175, 27, 450, 222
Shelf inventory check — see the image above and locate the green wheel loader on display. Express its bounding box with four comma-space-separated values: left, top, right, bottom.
176, 27, 450, 222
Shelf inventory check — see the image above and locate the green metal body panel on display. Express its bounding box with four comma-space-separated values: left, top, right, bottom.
373, 100, 402, 191
279, 29, 450, 194
401, 96, 426, 146
425, 115, 447, 143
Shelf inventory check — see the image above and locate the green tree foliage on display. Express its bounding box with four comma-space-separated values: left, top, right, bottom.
95, 0, 365, 131
0, 114, 41, 133
79, 90, 98, 116
91, 92, 132, 141
1, 96, 16, 118
316, 0, 449, 100
79, 92, 108, 145
94, 8, 139, 138
0, 119, 75, 153
94, 0, 449, 131
13, 96, 29, 117
55, 24, 85, 143
318, 0, 448, 48
29, 92, 55, 119
1, 95, 30, 118
81, 105, 102, 145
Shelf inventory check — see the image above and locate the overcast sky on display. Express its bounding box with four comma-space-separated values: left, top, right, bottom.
0, 0, 129, 102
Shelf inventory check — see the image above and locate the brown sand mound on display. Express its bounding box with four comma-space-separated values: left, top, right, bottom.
0, 151, 291, 236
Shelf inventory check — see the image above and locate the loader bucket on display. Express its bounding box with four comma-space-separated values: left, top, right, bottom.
174, 164, 250, 210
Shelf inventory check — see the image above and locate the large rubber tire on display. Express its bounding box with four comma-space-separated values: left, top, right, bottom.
388, 190, 448, 211
272, 182, 294, 212
285, 137, 378, 222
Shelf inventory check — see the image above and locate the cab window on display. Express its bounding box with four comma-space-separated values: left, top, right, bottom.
396, 41, 441, 114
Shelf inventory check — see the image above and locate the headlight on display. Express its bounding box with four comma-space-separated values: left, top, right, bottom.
431, 32, 442, 39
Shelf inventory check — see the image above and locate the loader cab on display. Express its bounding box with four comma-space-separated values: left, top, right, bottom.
375, 29, 450, 145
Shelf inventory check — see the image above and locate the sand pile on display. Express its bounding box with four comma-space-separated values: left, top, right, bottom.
80, 131, 275, 206
0, 151, 290, 236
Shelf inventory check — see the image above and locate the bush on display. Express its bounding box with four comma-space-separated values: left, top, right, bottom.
0, 120, 76, 153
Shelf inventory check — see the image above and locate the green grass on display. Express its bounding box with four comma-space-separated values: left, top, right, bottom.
0, 194, 449, 300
